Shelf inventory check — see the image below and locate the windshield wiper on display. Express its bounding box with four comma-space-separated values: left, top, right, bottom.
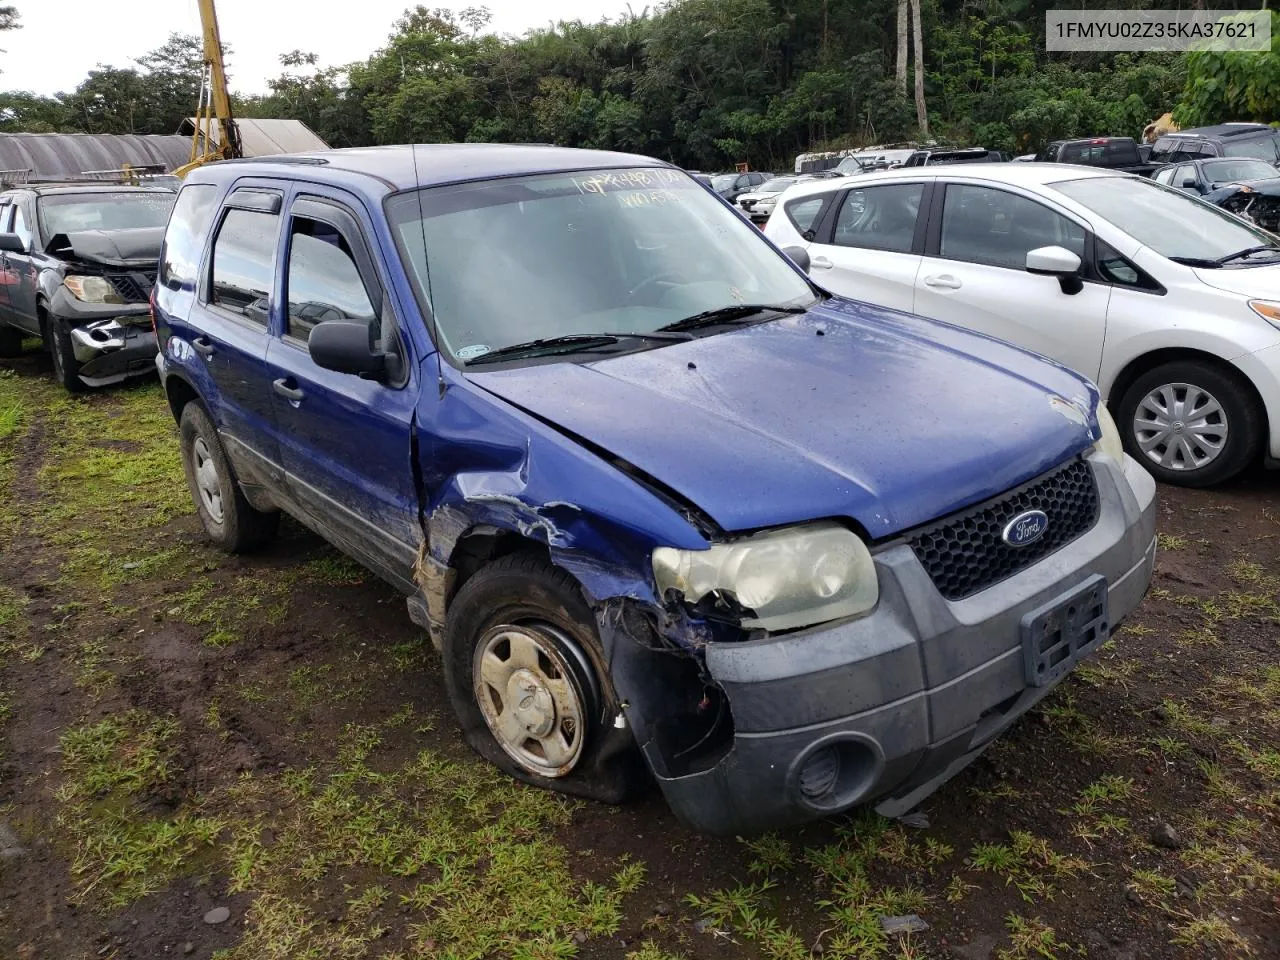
464, 331, 691, 366
1216, 244, 1280, 265
1168, 256, 1222, 269
658, 303, 808, 333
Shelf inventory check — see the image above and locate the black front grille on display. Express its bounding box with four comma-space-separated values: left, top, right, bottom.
107, 271, 156, 304
906, 459, 1100, 601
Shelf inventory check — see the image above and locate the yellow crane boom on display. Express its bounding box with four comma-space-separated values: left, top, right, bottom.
175, 0, 241, 178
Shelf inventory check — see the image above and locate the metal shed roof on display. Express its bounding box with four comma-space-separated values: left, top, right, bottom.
0, 132, 193, 179
181, 117, 330, 157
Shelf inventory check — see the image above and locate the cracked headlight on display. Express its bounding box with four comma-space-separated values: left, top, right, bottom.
1091, 402, 1125, 464
652, 521, 878, 632
64, 275, 125, 304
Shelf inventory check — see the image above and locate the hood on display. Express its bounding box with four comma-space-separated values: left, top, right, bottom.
467, 299, 1100, 539
1193, 261, 1280, 297
45, 227, 166, 266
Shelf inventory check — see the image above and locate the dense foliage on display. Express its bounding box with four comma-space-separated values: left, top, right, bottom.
0, 0, 1267, 171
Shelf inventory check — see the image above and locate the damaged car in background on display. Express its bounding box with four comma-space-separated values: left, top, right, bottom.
153, 145, 1157, 834
0, 183, 176, 391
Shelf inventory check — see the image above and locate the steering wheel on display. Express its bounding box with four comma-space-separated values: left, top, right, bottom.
628, 271, 686, 305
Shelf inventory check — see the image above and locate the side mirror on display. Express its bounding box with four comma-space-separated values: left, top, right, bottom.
309, 320, 387, 378
0, 232, 25, 254
1026, 245, 1083, 295
781, 245, 811, 274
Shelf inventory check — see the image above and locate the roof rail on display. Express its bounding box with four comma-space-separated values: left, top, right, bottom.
0, 168, 33, 188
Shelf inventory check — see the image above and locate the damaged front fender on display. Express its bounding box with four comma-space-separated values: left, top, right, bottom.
409, 370, 741, 781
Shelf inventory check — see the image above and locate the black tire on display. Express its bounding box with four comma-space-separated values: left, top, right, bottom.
45, 315, 86, 393
1116, 360, 1262, 488
178, 402, 280, 552
0, 324, 22, 358
442, 552, 647, 804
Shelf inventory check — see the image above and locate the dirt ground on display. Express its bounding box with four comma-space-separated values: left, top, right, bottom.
1, 348, 1277, 960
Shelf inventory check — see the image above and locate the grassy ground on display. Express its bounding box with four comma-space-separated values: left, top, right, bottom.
0, 349, 1277, 960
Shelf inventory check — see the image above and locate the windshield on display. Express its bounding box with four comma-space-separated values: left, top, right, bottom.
1052, 176, 1276, 262
835, 158, 864, 173
387, 167, 816, 363
711, 175, 738, 191
1202, 158, 1278, 183
38, 192, 176, 237
1223, 135, 1280, 162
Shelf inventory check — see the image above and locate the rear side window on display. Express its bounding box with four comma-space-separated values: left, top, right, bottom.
832, 183, 923, 253
284, 217, 377, 343
1224, 136, 1280, 162
785, 196, 826, 237
1149, 138, 1177, 164
211, 208, 280, 325
160, 184, 219, 290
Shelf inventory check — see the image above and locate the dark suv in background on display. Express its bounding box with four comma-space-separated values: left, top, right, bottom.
710, 170, 772, 201
1149, 123, 1280, 165
0, 183, 176, 391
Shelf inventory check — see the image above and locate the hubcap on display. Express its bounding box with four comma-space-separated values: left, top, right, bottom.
191, 437, 225, 524
473, 623, 590, 778
1132, 382, 1227, 472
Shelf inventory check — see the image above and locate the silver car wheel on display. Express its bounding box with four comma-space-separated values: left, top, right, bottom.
1132, 381, 1228, 472
191, 436, 225, 524
473, 622, 592, 778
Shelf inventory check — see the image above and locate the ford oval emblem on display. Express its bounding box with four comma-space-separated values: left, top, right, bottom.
1002, 510, 1049, 547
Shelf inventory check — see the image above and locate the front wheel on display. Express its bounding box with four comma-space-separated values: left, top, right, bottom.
442, 553, 647, 803
1116, 360, 1262, 487
45, 317, 85, 393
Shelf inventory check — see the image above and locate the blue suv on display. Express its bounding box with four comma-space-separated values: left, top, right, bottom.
153, 145, 1157, 834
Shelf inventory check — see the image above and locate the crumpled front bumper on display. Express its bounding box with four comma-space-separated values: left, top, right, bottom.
52, 288, 157, 387
643, 452, 1158, 835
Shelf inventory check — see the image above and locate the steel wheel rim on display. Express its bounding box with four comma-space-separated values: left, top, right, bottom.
473, 622, 593, 778
192, 436, 225, 524
1132, 381, 1228, 472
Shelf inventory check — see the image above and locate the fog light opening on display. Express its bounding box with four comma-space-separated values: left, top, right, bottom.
799, 746, 841, 802
791, 736, 881, 813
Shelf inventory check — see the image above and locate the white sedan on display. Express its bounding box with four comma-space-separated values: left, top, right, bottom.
763, 164, 1280, 487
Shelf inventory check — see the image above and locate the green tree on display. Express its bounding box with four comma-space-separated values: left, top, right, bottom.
1176, 10, 1280, 127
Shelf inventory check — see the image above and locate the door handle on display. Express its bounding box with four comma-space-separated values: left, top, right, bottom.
191, 336, 214, 357
272, 378, 305, 402
810, 255, 833, 269
924, 274, 962, 290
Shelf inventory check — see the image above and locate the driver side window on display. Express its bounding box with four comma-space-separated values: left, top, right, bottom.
12, 205, 32, 250
832, 183, 924, 253
284, 216, 377, 344
939, 184, 1085, 270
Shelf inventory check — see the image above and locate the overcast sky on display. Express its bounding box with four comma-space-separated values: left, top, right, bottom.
1, 0, 636, 97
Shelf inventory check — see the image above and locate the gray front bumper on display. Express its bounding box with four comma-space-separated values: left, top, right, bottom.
648, 452, 1158, 835
52, 288, 156, 387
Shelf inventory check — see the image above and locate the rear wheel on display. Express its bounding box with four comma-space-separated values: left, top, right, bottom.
0, 324, 22, 358
1116, 360, 1262, 487
442, 553, 646, 803
179, 403, 279, 552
